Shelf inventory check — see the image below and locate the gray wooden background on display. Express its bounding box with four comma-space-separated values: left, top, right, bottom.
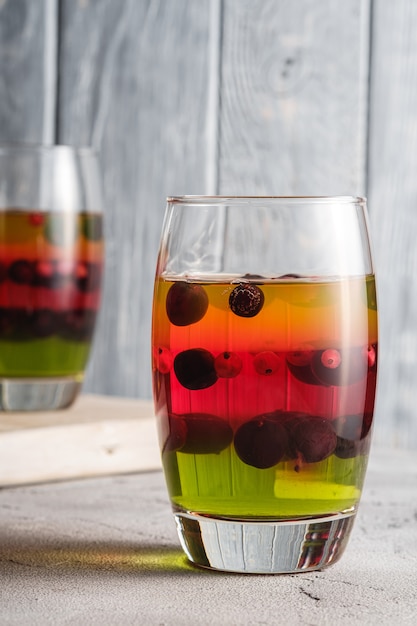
0, 0, 416, 449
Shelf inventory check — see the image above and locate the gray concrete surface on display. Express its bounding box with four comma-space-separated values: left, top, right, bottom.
0, 445, 416, 625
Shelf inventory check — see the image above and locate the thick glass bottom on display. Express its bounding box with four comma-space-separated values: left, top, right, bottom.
0, 377, 82, 411
174, 509, 356, 574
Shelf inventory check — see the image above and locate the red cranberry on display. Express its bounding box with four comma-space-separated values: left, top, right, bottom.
153, 346, 173, 374
229, 284, 264, 318
364, 344, 377, 369
173, 348, 217, 390
179, 413, 233, 454
286, 349, 321, 385
253, 351, 280, 375
28, 212, 45, 227
311, 348, 343, 386
234, 414, 288, 469
166, 281, 208, 327
214, 351, 242, 378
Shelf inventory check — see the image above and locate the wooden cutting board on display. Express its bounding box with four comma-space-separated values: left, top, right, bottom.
0, 394, 161, 487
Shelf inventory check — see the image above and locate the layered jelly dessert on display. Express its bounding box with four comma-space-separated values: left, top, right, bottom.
0, 209, 103, 378
152, 275, 377, 519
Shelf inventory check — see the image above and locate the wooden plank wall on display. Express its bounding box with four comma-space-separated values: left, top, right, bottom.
0, 0, 416, 449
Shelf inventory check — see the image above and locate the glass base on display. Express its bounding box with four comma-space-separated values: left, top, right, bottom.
174, 509, 356, 574
0, 377, 82, 411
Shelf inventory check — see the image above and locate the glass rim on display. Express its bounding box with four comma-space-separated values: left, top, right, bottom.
0, 142, 98, 157
167, 195, 367, 205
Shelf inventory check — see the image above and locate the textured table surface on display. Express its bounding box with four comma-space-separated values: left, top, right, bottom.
0, 445, 416, 626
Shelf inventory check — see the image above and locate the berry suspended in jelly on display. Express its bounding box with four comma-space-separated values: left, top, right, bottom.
290, 417, 337, 463
60, 309, 97, 341
0, 262, 7, 283
166, 281, 208, 327
162, 414, 187, 453
153, 346, 173, 374
334, 436, 360, 459
8, 259, 35, 284
234, 414, 288, 469
76, 262, 102, 293
31, 309, 58, 338
179, 413, 233, 454
253, 351, 280, 375
312, 347, 369, 386
229, 283, 264, 318
174, 348, 218, 390
286, 350, 321, 385
28, 212, 45, 227
214, 351, 242, 378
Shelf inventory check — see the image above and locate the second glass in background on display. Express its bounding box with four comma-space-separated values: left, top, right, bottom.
0, 144, 104, 411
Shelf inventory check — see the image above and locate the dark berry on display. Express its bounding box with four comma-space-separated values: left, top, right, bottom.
31, 309, 58, 338
214, 351, 242, 378
8, 259, 35, 284
166, 281, 208, 327
229, 284, 264, 318
0, 262, 7, 283
162, 415, 187, 453
234, 414, 288, 469
153, 346, 173, 374
60, 309, 97, 341
241, 273, 264, 281
0, 308, 15, 337
82, 214, 103, 241
286, 349, 321, 385
173, 348, 217, 390
253, 351, 280, 375
0, 308, 31, 340
290, 417, 337, 463
335, 437, 360, 459
331, 414, 363, 441
179, 413, 233, 454
76, 262, 102, 292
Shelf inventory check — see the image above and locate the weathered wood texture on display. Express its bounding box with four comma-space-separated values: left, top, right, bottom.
0, 0, 57, 143
1, 0, 417, 448
57, 0, 215, 397
368, 0, 417, 448
218, 0, 370, 195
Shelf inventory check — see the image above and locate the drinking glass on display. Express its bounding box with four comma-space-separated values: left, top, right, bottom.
0, 144, 104, 411
152, 196, 378, 573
